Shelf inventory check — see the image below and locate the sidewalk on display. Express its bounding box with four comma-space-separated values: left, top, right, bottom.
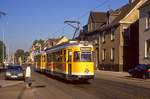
0, 80, 23, 88
95, 70, 130, 78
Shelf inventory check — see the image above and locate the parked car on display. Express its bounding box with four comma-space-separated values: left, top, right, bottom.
128, 64, 150, 79
5, 65, 25, 80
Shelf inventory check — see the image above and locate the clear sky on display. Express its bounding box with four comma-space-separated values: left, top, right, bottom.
0, 0, 128, 54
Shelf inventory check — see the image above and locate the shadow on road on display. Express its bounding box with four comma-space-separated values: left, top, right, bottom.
17, 86, 26, 99
36, 71, 91, 85
17, 84, 46, 99
44, 73, 91, 85
31, 85, 46, 89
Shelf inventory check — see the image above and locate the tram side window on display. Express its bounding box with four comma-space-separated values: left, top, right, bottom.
81, 52, 92, 62
74, 51, 80, 62
47, 54, 50, 62
56, 51, 62, 62
68, 51, 72, 62
53, 53, 57, 62
63, 50, 66, 62
50, 54, 53, 62
34, 57, 37, 62
43, 55, 45, 62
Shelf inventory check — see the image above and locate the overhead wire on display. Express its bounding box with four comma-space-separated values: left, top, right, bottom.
50, 0, 110, 39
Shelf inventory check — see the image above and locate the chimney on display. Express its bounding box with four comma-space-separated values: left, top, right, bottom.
129, 0, 136, 4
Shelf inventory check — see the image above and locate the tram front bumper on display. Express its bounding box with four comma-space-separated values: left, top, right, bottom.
68, 75, 94, 80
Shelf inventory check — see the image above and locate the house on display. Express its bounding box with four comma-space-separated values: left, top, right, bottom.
139, 0, 150, 64
98, 0, 147, 71
78, 0, 147, 71
78, 11, 107, 41
87, 11, 107, 33
78, 11, 107, 68
43, 36, 68, 50
29, 36, 68, 64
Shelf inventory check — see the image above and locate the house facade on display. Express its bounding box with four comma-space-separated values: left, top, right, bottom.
78, 11, 107, 68
139, 1, 150, 64
43, 36, 68, 50
78, 0, 147, 71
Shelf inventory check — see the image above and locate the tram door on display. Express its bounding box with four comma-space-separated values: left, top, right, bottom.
67, 50, 72, 76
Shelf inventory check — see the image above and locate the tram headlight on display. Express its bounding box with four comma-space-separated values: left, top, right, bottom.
85, 69, 89, 74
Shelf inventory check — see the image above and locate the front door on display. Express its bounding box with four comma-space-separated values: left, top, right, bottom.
67, 50, 72, 76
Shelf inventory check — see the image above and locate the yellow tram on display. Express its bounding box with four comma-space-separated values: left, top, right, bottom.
34, 52, 47, 72
45, 41, 94, 81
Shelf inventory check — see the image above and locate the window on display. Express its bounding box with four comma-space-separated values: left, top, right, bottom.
81, 52, 92, 62
51, 42, 54, 46
74, 51, 80, 62
43, 55, 46, 62
111, 48, 114, 61
111, 28, 115, 41
53, 53, 57, 62
63, 50, 66, 62
123, 27, 130, 46
50, 54, 53, 61
145, 40, 150, 58
102, 49, 106, 61
146, 12, 150, 29
91, 23, 93, 31
102, 32, 105, 43
68, 50, 72, 62
124, 28, 130, 39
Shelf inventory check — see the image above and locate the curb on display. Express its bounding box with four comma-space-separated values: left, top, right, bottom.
95, 70, 129, 78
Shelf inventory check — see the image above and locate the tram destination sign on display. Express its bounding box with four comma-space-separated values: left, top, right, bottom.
80, 47, 91, 52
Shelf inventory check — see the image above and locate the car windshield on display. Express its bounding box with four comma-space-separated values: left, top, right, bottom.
7, 66, 23, 71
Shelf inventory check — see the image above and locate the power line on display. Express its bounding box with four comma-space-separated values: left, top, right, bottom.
77, 0, 109, 20
50, 0, 109, 39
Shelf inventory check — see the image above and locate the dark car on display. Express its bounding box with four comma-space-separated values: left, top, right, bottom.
5, 65, 25, 80
128, 64, 150, 79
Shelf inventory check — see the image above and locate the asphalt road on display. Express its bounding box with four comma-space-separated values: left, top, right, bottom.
0, 70, 150, 99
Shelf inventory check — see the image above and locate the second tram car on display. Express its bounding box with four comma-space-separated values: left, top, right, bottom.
34, 51, 47, 72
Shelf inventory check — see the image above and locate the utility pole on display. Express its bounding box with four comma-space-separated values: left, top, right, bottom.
64, 20, 80, 40
0, 11, 6, 67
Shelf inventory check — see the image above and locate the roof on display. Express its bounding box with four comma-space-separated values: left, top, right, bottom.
46, 41, 93, 53
89, 11, 107, 23
111, 0, 141, 25
139, 0, 150, 9
85, 0, 141, 35
47, 38, 60, 43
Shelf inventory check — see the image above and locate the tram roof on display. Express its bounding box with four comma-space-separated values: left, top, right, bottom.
45, 41, 92, 53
